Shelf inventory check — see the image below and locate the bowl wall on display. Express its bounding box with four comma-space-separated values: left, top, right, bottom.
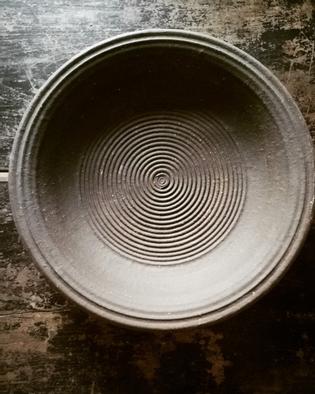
9, 31, 314, 329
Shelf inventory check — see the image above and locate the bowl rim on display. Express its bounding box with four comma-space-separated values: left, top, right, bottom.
9, 29, 315, 330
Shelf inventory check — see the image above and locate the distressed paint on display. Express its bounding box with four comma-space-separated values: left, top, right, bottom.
1, 0, 315, 392
1, 175, 315, 392
0, 0, 314, 169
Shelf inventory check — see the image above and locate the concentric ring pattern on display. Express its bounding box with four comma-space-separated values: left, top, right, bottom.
80, 111, 246, 265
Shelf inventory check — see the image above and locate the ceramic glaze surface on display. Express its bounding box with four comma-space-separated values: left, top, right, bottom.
9, 31, 314, 329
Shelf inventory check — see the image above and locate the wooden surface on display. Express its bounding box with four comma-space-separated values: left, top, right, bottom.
1, 0, 315, 392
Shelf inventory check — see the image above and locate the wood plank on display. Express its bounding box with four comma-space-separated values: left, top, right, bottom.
1, 0, 315, 392
1, 180, 315, 392
0, 173, 8, 182
0, 0, 314, 169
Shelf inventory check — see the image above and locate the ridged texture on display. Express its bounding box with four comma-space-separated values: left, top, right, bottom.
80, 111, 246, 265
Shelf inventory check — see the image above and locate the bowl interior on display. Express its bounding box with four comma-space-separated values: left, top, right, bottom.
24, 41, 308, 324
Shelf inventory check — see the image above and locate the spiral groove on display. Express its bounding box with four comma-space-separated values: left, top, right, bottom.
80, 111, 246, 265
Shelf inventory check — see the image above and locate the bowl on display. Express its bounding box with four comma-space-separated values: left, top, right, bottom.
9, 30, 314, 329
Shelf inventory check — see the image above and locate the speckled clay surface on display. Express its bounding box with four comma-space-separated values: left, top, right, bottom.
9, 30, 314, 329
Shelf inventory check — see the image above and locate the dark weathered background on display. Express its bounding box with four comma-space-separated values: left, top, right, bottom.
0, 1, 315, 393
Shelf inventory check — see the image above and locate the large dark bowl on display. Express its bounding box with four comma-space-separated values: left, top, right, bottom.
9, 30, 314, 329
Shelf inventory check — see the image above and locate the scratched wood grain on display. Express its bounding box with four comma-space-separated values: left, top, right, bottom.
1, 0, 314, 170
1, 0, 315, 393
1, 181, 315, 393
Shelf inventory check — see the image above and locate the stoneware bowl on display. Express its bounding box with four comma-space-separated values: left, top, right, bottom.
9, 30, 314, 329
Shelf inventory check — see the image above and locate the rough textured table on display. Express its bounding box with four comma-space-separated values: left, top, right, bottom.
1, 1, 315, 393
